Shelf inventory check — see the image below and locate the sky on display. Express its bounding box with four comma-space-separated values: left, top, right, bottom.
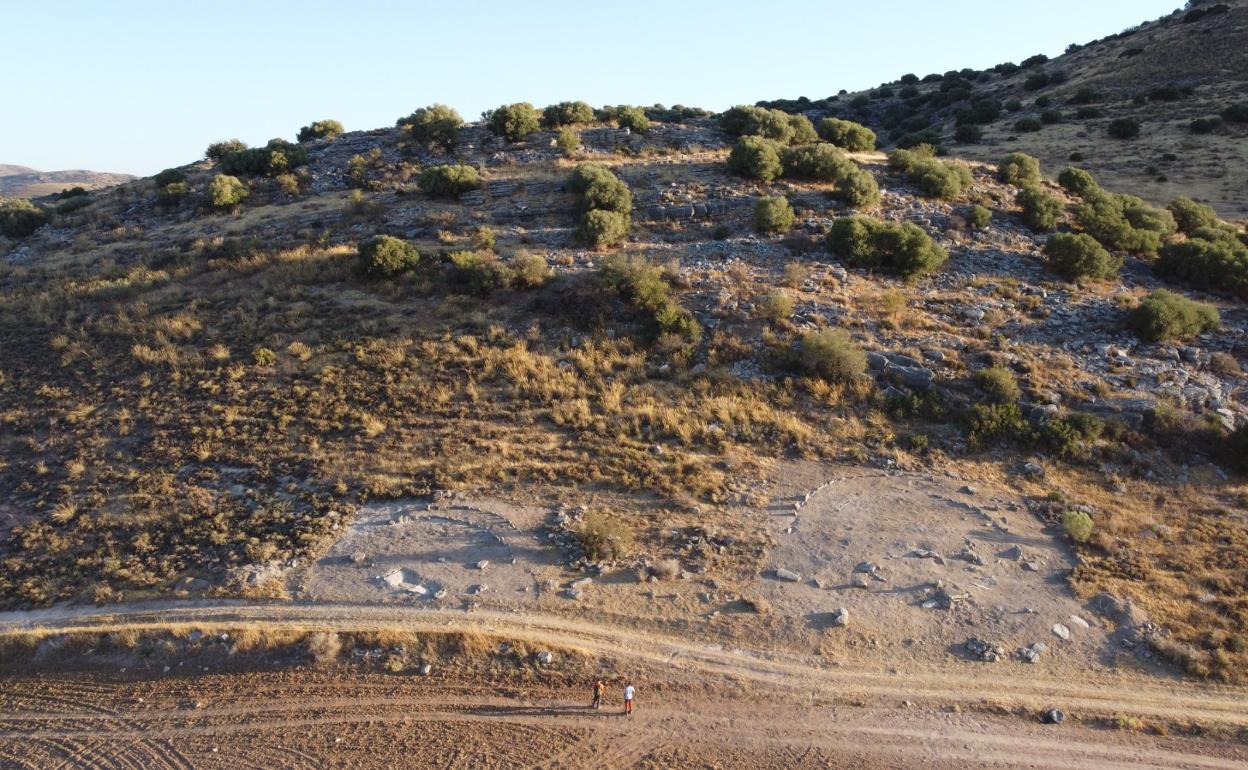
1, 0, 1182, 176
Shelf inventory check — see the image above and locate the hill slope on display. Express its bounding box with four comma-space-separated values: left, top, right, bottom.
0, 163, 135, 198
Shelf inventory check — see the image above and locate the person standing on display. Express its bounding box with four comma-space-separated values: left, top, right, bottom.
591, 679, 605, 710
623, 681, 635, 716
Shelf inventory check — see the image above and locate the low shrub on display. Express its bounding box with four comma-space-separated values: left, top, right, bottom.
579, 209, 630, 248
1168, 197, 1220, 234
954, 124, 983, 143
446, 250, 510, 295
542, 101, 595, 128
153, 168, 186, 187
208, 174, 249, 208
1190, 116, 1222, 134
486, 102, 541, 141
1076, 106, 1105, 119
1016, 184, 1064, 231
297, 119, 344, 142
417, 164, 482, 198
614, 106, 650, 133
965, 402, 1029, 447
397, 104, 464, 147
510, 252, 552, 289
1044, 232, 1121, 281
1108, 118, 1141, 139
1155, 233, 1248, 300
795, 329, 866, 383
1014, 117, 1043, 133
156, 182, 188, 205
888, 146, 973, 199
576, 510, 634, 561
826, 216, 948, 280
1221, 103, 1248, 124
1126, 289, 1220, 342
1074, 192, 1172, 256
753, 196, 795, 235
966, 204, 992, 230
357, 235, 420, 279
999, 152, 1042, 186
1062, 510, 1093, 543
756, 290, 794, 322
719, 105, 811, 145
206, 138, 247, 162
1057, 167, 1098, 197
0, 198, 49, 238
220, 139, 308, 177
976, 364, 1020, 403
569, 164, 632, 247
598, 254, 699, 342
780, 143, 848, 181
816, 118, 877, 151
556, 127, 581, 156
727, 136, 784, 181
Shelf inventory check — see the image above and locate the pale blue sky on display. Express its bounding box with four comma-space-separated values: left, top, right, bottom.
1, 0, 1180, 176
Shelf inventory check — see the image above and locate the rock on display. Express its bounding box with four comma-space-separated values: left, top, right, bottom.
775, 568, 802, 582
1022, 561, 1040, 572
1000, 545, 1024, 561
537, 650, 554, 665
419, 664, 432, 675
349, 551, 368, 565
1043, 708, 1065, 725
831, 608, 849, 627
1016, 642, 1048, 663
1087, 591, 1149, 628
890, 365, 935, 392
1051, 623, 1071, 641
954, 548, 985, 566
965, 637, 1005, 662
1068, 615, 1090, 629
854, 561, 879, 574
476, 560, 490, 570
960, 485, 977, 495
851, 574, 871, 589
1022, 462, 1045, 478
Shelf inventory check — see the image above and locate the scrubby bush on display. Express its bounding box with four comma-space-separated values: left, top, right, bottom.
220, 139, 308, 177
976, 364, 1020, 403
575, 510, 634, 561
598, 254, 699, 342
356, 235, 420, 279
1126, 289, 1220, 342
954, 124, 984, 143
1069, 87, 1101, 105
1155, 234, 1248, 300
999, 152, 1042, 186
1076, 106, 1105, 119
297, 119, 344, 142
417, 164, 482, 198
889, 147, 973, 199
756, 290, 794, 322
753, 196, 795, 235
486, 102, 541, 141
208, 174, 249, 208
510, 252, 552, 289
1016, 184, 1064, 231
542, 101, 595, 127
781, 143, 848, 181
826, 216, 948, 280
614, 106, 650, 133
1074, 192, 1171, 256
579, 209, 630, 248
156, 182, 188, 205
446, 250, 510, 295
1057, 167, 1098, 197
153, 168, 186, 187
0, 198, 49, 238
815, 118, 876, 152
719, 105, 810, 145
569, 164, 632, 248
1168, 198, 1220, 234
1062, 510, 1094, 543
788, 114, 819, 144
1108, 118, 1141, 139
1014, 117, 1043, 133
206, 138, 247, 162
967, 205, 992, 231
1189, 116, 1222, 134
1044, 232, 1120, 281
795, 329, 866, 383
397, 104, 464, 147
556, 127, 581, 156
727, 136, 784, 181
965, 402, 1030, 447
1221, 103, 1248, 123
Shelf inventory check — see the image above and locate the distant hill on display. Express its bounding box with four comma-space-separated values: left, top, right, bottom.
767, 0, 1248, 218
0, 164, 135, 198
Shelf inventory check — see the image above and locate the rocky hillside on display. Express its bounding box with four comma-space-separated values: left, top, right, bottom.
1, 100, 1246, 680
0, 163, 136, 198
772, 0, 1248, 218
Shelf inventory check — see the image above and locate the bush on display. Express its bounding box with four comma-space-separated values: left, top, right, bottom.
297, 119, 344, 142
220, 139, 308, 177
542, 101, 595, 127
976, 365, 1020, 403
999, 152, 1042, 186
889, 147, 973, 199
1014, 117, 1043, 133
208, 174, 249, 208
756, 289, 794, 322
0, 198, 49, 238
598, 255, 699, 342
1221, 103, 1248, 124
446, 250, 510, 295
1189, 116, 1222, 134
795, 329, 866, 383
397, 104, 464, 147
719, 105, 809, 144
417, 164, 481, 198
1016, 184, 1064, 231
1155, 234, 1248, 300
1062, 510, 1093, 543
153, 168, 186, 187
1168, 198, 1220, 234
1126, 289, 1220, 342
1108, 118, 1141, 139
1057, 167, 1098, 197
954, 124, 983, 143
788, 114, 819, 144
614, 106, 650, 133
510, 252, 551, 289
1040, 109, 1063, 125
556, 127, 581, 156
1074, 192, 1170, 256
780, 143, 849, 181
967, 204, 992, 230
486, 102, 540, 141
966, 402, 1029, 447
727, 136, 783, 181
753, 196, 795, 235
1070, 86, 1100, 105
579, 209, 630, 248
575, 510, 634, 561
1044, 232, 1121, 281
357, 235, 420, 279
827, 216, 948, 280
206, 138, 247, 162
1227, 426, 1248, 473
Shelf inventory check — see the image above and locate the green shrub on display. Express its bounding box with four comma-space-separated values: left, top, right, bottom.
0, 198, 49, 238
156, 182, 188, 205
753, 196, 795, 235
1057, 167, 1099, 197
568, 164, 631, 215
446, 250, 510, 295
1155, 233, 1248, 300
357, 235, 420, 279
1108, 118, 1141, 139
206, 139, 247, 162
816, 118, 876, 151
1016, 184, 1064, 231
787, 114, 818, 144
615, 106, 650, 133
567, 163, 616, 195
510, 252, 551, 289
826, 216, 948, 280
718, 105, 807, 144
976, 365, 1020, 403
1076, 106, 1105, 119
781, 143, 850, 181
208, 174, 249, 208
598, 254, 699, 342
486, 102, 540, 141
1126, 289, 1220, 342
1189, 116, 1222, 134
727, 136, 784, 181
542, 101, 595, 127
556, 127, 581, 156
1014, 117, 1043, 133
297, 119, 344, 142
954, 124, 984, 143
795, 329, 866, 383
967, 205, 992, 230
1044, 232, 1121, 281
756, 290, 794, 322
834, 167, 882, 209
1040, 109, 1063, 124
397, 104, 464, 147
1222, 103, 1248, 123
1074, 192, 1170, 256
1062, 510, 1093, 543
999, 152, 1042, 186
575, 510, 634, 561
153, 168, 186, 187
417, 165, 481, 198
965, 402, 1030, 447
579, 209, 630, 248
1168, 198, 1220, 235
220, 139, 308, 177
889, 148, 973, 199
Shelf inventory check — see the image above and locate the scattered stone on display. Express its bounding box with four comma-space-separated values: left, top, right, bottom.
1068, 615, 1090, 629
537, 650, 554, 665
775, 568, 802, 582
1051, 623, 1071, 641
960, 485, 978, 495
349, 551, 368, 566
851, 574, 871, 589
419, 664, 432, 675
964, 637, 1005, 662
1022, 561, 1040, 572
475, 559, 490, 570
954, 548, 985, 566
854, 561, 879, 574
1016, 642, 1048, 663
1043, 708, 1065, 725
1000, 545, 1024, 561
831, 608, 849, 627
1022, 462, 1045, 478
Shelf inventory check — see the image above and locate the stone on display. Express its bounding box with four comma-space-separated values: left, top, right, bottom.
1043, 708, 1065, 725
831, 608, 849, 627
537, 650, 554, 665
476, 559, 490, 570
960, 485, 978, 495
1000, 545, 1024, 561
854, 561, 879, 574
1051, 623, 1071, 641
964, 637, 1004, 662
851, 574, 871, 589
1087, 591, 1149, 627
775, 568, 802, 582
419, 664, 432, 675
1068, 615, 1090, 629
1022, 462, 1045, 478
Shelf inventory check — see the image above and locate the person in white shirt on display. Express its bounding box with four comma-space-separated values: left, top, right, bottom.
623, 682, 635, 715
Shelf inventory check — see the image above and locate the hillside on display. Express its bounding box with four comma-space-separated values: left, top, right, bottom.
774, 0, 1248, 219
0, 162, 135, 198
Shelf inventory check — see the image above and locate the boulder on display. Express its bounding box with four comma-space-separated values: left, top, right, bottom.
831, 608, 849, 627
775, 568, 802, 583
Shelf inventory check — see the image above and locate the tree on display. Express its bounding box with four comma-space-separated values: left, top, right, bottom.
1043, 232, 1120, 281
753, 196, 795, 235
208, 174, 249, 208
486, 102, 540, 141
417, 165, 482, 198
297, 119, 344, 142
357, 235, 420, 279
816, 118, 876, 151
727, 136, 783, 181
397, 104, 464, 148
